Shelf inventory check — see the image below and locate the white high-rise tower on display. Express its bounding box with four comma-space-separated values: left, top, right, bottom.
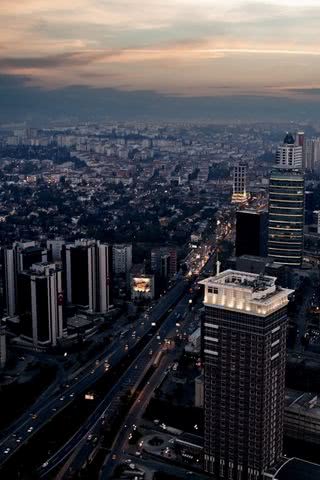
276, 133, 303, 169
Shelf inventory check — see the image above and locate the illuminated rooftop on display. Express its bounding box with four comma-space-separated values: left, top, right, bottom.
199, 270, 293, 317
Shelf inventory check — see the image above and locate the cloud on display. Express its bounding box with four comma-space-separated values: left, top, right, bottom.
2, 73, 320, 124
1, 1, 320, 96
0, 52, 110, 69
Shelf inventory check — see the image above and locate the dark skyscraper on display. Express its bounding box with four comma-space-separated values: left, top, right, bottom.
235, 210, 268, 258
200, 270, 293, 480
63, 240, 112, 313
18, 263, 64, 348
2, 242, 47, 317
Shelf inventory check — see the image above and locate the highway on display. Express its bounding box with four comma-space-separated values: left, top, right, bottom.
99, 323, 184, 479
0, 278, 188, 470
97, 219, 236, 479
39, 292, 191, 478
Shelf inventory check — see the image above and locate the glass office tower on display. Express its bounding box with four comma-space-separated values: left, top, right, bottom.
268, 169, 305, 267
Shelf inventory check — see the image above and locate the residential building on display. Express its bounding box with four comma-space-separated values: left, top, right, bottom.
112, 243, 132, 274
304, 138, 320, 171
232, 162, 249, 203
285, 389, 320, 445
151, 247, 177, 278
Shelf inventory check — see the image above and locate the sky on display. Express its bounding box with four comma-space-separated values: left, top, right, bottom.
1, 1, 320, 120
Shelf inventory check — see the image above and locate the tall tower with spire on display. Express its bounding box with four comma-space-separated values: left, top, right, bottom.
268, 133, 305, 267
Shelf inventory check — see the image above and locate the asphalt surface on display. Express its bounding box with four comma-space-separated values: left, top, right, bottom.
0, 278, 187, 469
33, 280, 189, 477
99, 293, 196, 479
55, 293, 191, 479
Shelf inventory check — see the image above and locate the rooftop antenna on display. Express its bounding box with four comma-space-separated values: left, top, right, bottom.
216, 248, 221, 276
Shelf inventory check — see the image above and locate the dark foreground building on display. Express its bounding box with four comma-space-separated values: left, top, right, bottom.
200, 270, 293, 480
235, 210, 268, 258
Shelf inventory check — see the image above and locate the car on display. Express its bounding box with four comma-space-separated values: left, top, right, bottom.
87, 433, 93, 441
27, 427, 33, 433
16, 438, 21, 443
112, 454, 117, 460
135, 451, 141, 457
90, 370, 94, 374
52, 407, 57, 412
42, 461, 49, 468
4, 448, 10, 454
60, 396, 65, 401
69, 393, 74, 398
32, 414, 37, 419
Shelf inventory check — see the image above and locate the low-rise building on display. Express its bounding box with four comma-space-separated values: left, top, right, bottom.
285, 389, 320, 444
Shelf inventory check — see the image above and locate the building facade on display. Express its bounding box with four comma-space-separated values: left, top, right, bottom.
267, 169, 305, 267
232, 162, 249, 204
112, 243, 132, 274
63, 239, 112, 314
151, 246, 177, 278
304, 138, 320, 171
0, 326, 6, 368
284, 390, 320, 445
276, 133, 303, 169
235, 210, 268, 258
2, 241, 47, 317
18, 263, 64, 347
200, 270, 293, 480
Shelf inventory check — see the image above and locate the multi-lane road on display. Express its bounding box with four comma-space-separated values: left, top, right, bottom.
0, 278, 188, 471
46, 292, 192, 479
99, 297, 192, 479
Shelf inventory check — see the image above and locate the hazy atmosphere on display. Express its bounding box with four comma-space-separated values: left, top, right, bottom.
1, 0, 320, 120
